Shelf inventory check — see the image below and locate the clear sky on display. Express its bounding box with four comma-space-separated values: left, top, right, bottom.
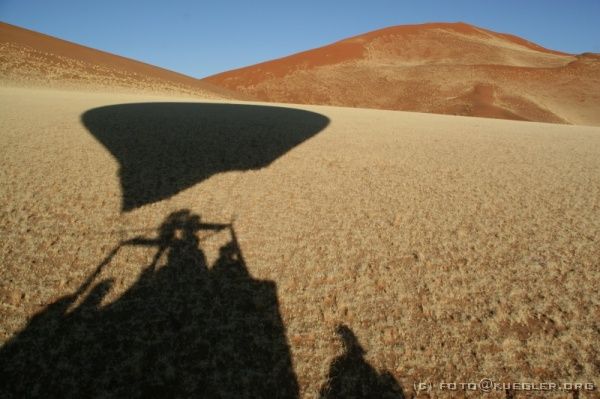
1, 0, 599, 78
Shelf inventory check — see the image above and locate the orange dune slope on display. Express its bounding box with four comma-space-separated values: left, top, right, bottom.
0, 22, 236, 98
204, 22, 600, 125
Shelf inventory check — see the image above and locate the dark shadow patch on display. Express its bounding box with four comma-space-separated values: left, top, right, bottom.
320, 324, 405, 399
0, 210, 298, 398
81, 103, 329, 211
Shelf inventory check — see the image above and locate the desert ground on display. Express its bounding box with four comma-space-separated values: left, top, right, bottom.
1, 84, 599, 398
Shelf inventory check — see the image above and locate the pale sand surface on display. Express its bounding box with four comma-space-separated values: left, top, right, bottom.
1, 86, 599, 397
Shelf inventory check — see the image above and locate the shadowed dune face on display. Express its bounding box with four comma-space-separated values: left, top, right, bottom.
82, 103, 329, 211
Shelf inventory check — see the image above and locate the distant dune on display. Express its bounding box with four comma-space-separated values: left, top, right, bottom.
3, 21, 599, 125
0, 22, 238, 99
204, 22, 600, 125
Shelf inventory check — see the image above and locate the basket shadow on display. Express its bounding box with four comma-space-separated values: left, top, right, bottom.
0, 209, 300, 398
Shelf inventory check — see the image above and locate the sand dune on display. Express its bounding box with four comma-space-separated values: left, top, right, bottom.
1, 86, 599, 397
0, 22, 238, 99
4, 21, 598, 125
204, 22, 600, 126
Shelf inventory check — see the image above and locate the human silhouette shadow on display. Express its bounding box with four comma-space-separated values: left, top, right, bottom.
319, 325, 405, 399
0, 210, 298, 398
81, 103, 329, 211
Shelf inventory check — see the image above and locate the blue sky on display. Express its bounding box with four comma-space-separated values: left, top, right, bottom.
1, 1, 599, 78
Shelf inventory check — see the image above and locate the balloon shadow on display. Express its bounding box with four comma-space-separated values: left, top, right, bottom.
81, 102, 329, 211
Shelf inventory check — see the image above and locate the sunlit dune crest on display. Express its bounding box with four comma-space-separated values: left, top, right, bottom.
203, 22, 600, 125
0, 22, 240, 99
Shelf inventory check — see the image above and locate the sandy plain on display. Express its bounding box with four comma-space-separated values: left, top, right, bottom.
1, 85, 599, 397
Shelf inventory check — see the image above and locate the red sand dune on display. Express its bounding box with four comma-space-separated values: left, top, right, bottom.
0, 22, 236, 98
204, 22, 600, 125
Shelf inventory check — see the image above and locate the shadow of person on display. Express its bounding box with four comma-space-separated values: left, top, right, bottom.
319, 325, 405, 399
82, 103, 329, 211
0, 210, 299, 398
